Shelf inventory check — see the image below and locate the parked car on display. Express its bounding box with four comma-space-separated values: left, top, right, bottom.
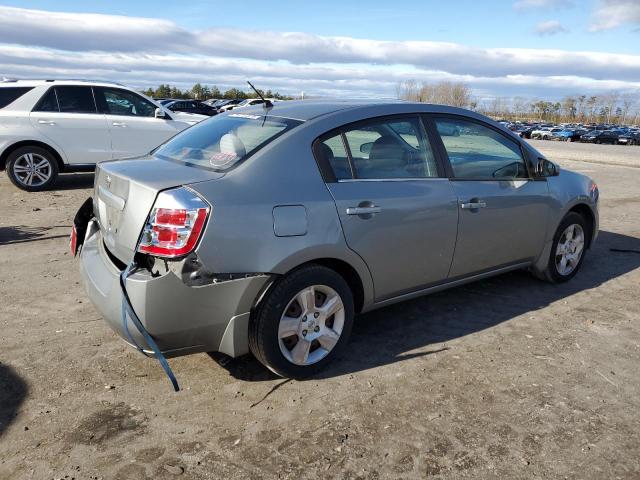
163, 100, 218, 116
617, 131, 640, 146
552, 128, 587, 142
216, 99, 243, 112
530, 127, 553, 139
539, 128, 564, 140
0, 79, 207, 191
580, 130, 619, 145
74, 101, 599, 380
518, 125, 538, 139
435, 121, 461, 136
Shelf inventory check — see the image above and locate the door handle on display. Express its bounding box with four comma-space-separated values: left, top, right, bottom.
112, 122, 127, 127
38, 119, 56, 125
460, 201, 487, 209
346, 206, 382, 215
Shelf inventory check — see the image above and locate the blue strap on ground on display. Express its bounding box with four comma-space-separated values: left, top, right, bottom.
119, 262, 180, 392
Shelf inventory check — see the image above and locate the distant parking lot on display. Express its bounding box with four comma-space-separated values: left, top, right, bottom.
1, 140, 639, 479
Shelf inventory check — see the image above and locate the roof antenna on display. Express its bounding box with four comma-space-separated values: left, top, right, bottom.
247, 81, 273, 109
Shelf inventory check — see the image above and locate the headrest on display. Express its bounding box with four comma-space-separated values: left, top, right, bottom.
220, 133, 246, 158
368, 135, 406, 168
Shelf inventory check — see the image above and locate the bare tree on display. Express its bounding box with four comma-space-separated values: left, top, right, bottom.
561, 96, 577, 121
512, 97, 528, 121
620, 92, 636, 125
397, 80, 472, 108
395, 82, 639, 125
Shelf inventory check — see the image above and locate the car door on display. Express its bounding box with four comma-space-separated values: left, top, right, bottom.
319, 115, 459, 301
29, 86, 111, 165
94, 87, 184, 159
428, 115, 551, 278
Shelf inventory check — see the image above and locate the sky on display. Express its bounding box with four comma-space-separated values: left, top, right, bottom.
0, 0, 639, 101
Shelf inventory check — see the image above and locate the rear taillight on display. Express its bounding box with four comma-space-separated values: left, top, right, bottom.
138, 188, 210, 258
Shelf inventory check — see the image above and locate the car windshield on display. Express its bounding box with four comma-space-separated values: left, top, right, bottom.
154, 113, 301, 171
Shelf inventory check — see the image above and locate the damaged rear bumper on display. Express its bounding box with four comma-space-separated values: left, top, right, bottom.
79, 220, 271, 358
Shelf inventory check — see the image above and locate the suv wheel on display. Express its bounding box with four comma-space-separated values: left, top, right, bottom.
249, 265, 355, 378
540, 212, 588, 283
6, 146, 59, 191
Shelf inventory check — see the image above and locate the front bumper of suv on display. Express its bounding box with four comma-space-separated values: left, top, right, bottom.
79, 220, 270, 358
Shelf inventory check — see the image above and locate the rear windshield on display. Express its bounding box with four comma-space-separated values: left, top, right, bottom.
154, 113, 301, 171
0, 87, 34, 109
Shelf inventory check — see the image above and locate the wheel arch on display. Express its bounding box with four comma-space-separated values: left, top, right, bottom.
568, 203, 596, 248
263, 257, 370, 314
0, 140, 65, 171
306, 258, 365, 314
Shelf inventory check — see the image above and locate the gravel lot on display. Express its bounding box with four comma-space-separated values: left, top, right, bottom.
1, 140, 639, 479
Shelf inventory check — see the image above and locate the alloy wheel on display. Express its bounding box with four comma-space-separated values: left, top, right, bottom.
12, 153, 52, 188
555, 224, 585, 276
278, 285, 345, 366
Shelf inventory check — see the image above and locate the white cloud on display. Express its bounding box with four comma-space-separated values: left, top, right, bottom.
0, 6, 638, 99
589, 0, 640, 31
514, 0, 574, 10
534, 20, 569, 35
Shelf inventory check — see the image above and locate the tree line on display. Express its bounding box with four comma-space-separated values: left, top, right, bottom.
396, 80, 640, 125
141, 83, 294, 101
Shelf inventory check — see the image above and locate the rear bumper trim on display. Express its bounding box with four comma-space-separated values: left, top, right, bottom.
79, 225, 271, 386
119, 261, 180, 392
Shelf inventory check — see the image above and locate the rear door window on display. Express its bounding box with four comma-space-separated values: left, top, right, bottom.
317, 116, 440, 180
0, 87, 34, 109
316, 133, 352, 180
55, 86, 97, 114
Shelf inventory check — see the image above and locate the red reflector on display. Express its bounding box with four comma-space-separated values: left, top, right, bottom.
155, 208, 187, 226
154, 226, 179, 243
70, 225, 77, 256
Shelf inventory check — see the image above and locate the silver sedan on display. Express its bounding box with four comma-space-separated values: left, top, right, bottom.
74, 100, 599, 383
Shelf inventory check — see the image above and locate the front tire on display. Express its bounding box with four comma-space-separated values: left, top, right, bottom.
540, 212, 588, 283
6, 146, 59, 191
249, 265, 355, 378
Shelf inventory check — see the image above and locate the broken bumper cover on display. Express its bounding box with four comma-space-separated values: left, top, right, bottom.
79, 220, 270, 358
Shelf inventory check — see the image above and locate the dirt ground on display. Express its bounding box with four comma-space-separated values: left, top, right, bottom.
1, 140, 639, 480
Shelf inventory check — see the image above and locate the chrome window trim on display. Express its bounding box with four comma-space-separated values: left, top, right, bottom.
337, 177, 450, 183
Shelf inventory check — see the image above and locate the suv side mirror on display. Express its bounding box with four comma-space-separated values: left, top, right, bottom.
155, 107, 168, 119
537, 158, 559, 177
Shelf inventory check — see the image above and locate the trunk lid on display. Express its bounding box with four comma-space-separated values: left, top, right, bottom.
93, 156, 223, 264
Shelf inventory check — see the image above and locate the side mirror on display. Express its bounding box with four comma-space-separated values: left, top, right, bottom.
537, 158, 559, 177
155, 107, 167, 119
360, 142, 374, 154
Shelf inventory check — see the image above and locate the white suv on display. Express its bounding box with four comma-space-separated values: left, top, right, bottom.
0, 79, 206, 191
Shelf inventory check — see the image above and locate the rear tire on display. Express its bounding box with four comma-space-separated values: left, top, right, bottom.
6, 146, 59, 192
249, 265, 355, 378
539, 212, 589, 284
